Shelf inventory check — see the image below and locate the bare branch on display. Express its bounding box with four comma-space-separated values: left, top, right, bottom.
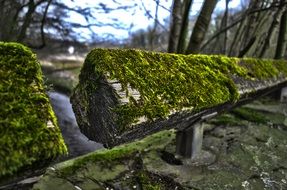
201, 2, 287, 51
151, 0, 171, 13
259, 1, 286, 57
140, 0, 168, 32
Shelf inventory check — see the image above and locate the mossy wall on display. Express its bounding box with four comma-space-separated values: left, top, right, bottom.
75, 48, 287, 132
33, 99, 287, 189
0, 42, 67, 178
33, 130, 177, 190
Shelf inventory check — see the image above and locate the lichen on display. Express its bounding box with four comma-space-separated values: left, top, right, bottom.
0, 42, 67, 178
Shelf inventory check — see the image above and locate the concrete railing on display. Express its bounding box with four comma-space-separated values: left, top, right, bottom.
71, 48, 287, 158
0, 42, 67, 178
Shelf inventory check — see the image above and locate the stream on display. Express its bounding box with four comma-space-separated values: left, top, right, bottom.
48, 92, 104, 158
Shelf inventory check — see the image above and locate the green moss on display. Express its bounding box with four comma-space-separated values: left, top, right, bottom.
273, 59, 287, 76
34, 99, 287, 189
0, 42, 67, 178
32, 170, 76, 190
44, 76, 76, 95
242, 58, 287, 79
81, 49, 287, 130
56, 130, 175, 176
33, 130, 177, 189
231, 107, 269, 124
209, 113, 247, 126
137, 171, 163, 190
84, 50, 241, 129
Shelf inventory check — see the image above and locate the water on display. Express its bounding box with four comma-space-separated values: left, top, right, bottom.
48, 92, 104, 158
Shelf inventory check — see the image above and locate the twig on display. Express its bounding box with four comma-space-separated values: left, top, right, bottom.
201, 2, 287, 51
140, 0, 168, 32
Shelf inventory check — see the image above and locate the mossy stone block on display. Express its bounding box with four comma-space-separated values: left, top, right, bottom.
33, 102, 287, 190
0, 42, 67, 178
33, 130, 176, 190
71, 48, 287, 147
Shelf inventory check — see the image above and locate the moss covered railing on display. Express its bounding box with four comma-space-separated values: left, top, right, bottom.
71, 48, 287, 154
0, 42, 67, 179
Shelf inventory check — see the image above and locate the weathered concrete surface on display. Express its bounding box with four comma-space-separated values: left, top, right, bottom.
281, 87, 287, 102
33, 98, 287, 190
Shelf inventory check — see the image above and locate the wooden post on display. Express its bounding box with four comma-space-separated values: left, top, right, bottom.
176, 112, 217, 159
280, 87, 287, 103
191, 123, 204, 159
281, 87, 287, 126
176, 122, 204, 159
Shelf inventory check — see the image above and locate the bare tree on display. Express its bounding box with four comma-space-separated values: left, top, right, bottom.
0, 0, 21, 41
0, 0, 137, 48
275, 9, 287, 59
222, 0, 230, 54
207, 0, 230, 54
177, 0, 193, 54
240, 0, 261, 51
149, 0, 160, 50
167, 0, 182, 53
185, 0, 218, 54
259, 0, 286, 58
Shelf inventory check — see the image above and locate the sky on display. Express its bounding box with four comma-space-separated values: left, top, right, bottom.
66, 0, 242, 41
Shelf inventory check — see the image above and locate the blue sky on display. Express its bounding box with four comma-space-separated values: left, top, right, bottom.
66, 0, 242, 40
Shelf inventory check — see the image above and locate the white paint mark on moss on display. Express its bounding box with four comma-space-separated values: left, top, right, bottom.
47, 120, 55, 128
74, 186, 82, 190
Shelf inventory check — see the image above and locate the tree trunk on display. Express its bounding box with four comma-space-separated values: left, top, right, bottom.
17, 0, 36, 42
168, 0, 183, 53
28, 0, 52, 49
238, 36, 256, 58
228, 18, 245, 56
209, 0, 229, 55
185, 0, 218, 54
39, 0, 52, 49
0, 0, 21, 41
177, 0, 193, 54
259, 1, 285, 58
240, 0, 261, 50
274, 9, 287, 59
149, 0, 160, 50
222, 0, 229, 54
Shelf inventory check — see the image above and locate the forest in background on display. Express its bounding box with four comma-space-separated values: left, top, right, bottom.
0, 0, 286, 60
1, 1, 287, 189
